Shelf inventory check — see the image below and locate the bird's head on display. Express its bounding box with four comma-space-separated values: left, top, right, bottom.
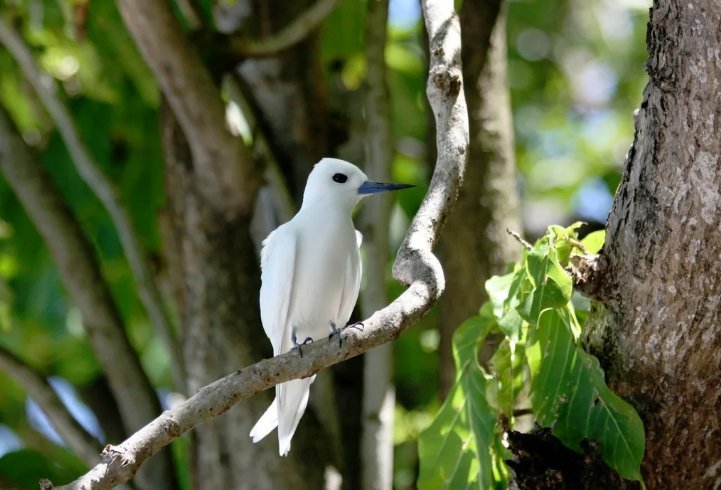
302, 158, 414, 211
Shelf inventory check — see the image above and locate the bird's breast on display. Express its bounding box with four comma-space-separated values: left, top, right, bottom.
289, 219, 359, 335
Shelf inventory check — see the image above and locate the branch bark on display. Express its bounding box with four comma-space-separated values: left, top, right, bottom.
0, 345, 101, 466
359, 0, 395, 488
0, 105, 174, 490
230, 0, 340, 57
42, 0, 468, 487
0, 18, 185, 393
115, 0, 260, 216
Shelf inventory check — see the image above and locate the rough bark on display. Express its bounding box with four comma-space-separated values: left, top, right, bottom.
161, 102, 326, 490
438, 0, 520, 394
586, 0, 721, 487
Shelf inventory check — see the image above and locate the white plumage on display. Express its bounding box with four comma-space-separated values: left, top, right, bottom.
249, 158, 412, 456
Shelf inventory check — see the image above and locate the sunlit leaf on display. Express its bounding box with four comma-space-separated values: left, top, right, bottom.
418, 313, 503, 490
581, 230, 606, 254
526, 309, 645, 481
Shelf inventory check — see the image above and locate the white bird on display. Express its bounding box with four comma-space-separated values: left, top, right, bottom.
249, 157, 413, 456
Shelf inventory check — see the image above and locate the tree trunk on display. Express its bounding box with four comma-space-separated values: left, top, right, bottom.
586, 0, 721, 487
161, 102, 329, 489
438, 0, 521, 395
358, 1, 395, 489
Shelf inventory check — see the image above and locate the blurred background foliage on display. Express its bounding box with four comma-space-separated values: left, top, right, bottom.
0, 0, 649, 487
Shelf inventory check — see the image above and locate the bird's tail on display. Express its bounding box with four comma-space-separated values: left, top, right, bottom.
248, 375, 316, 456
277, 375, 315, 456
249, 398, 278, 443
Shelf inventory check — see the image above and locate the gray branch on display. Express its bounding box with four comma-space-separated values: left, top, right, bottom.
230, 0, 340, 57
0, 345, 101, 465
115, 0, 260, 216
0, 18, 185, 393
41, 0, 468, 488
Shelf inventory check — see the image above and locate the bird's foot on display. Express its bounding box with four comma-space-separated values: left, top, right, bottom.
328, 321, 365, 349
291, 330, 313, 358
345, 321, 364, 332
328, 322, 342, 349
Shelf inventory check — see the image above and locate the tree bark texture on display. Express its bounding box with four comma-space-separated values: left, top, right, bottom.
161, 103, 330, 489
438, 0, 520, 395
587, 0, 721, 487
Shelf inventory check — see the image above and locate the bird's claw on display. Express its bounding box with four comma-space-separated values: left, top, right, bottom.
291, 330, 313, 358
329, 322, 342, 349
346, 321, 364, 332
328, 321, 365, 350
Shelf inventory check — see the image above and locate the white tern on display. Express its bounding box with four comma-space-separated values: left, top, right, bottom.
249, 157, 413, 456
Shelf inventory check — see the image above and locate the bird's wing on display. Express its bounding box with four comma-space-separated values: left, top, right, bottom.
259, 224, 297, 356
336, 230, 363, 324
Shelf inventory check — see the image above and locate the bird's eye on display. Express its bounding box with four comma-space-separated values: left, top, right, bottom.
332, 173, 348, 183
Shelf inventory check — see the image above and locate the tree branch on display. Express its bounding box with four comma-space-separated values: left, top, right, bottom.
392, 0, 468, 288
42, 0, 468, 487
0, 345, 101, 465
229, 0, 340, 57
0, 19, 186, 393
0, 105, 175, 490
115, 0, 260, 216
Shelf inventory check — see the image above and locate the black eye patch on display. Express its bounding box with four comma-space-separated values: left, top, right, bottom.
332, 173, 348, 183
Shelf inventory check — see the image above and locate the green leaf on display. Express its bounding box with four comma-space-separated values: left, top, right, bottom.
0, 448, 85, 489
485, 272, 515, 319
526, 309, 645, 481
418, 313, 503, 490
487, 339, 526, 419
486, 272, 524, 342
581, 230, 606, 254
522, 247, 572, 323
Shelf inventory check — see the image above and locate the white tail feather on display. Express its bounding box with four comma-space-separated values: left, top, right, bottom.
277, 376, 314, 456
249, 398, 278, 443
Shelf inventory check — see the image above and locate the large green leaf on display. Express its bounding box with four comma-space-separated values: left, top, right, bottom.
523, 245, 573, 323
486, 338, 526, 419
526, 309, 645, 481
418, 312, 501, 490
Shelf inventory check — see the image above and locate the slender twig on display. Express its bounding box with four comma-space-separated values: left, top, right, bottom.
507, 228, 532, 250
230, 0, 340, 57
0, 18, 186, 392
359, 0, 395, 488
42, 0, 468, 487
0, 346, 101, 465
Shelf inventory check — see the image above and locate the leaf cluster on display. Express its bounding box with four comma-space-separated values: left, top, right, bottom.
418, 224, 644, 488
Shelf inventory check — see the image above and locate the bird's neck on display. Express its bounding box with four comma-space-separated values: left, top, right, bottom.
298, 197, 356, 220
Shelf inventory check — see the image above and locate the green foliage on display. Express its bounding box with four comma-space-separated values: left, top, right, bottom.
418, 310, 507, 490
0, 448, 85, 489
418, 225, 645, 488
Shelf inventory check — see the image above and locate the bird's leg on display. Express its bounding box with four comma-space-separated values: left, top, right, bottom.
291, 328, 313, 358
328, 322, 342, 349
